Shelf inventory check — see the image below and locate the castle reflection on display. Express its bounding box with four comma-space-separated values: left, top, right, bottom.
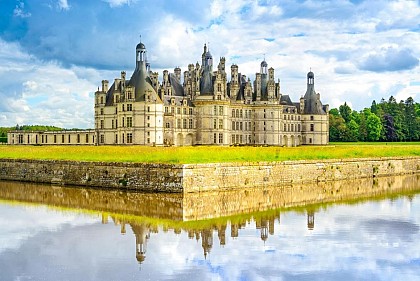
107, 210, 313, 263
0, 174, 419, 263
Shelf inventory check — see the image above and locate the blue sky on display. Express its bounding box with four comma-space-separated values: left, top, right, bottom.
0, 0, 419, 128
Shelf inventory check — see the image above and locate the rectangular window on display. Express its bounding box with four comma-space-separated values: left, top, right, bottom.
219, 119, 223, 129
183, 119, 187, 129
77, 134, 80, 143
100, 120, 104, 129
177, 119, 181, 128
183, 108, 187, 115
189, 119, 193, 129
232, 121, 235, 130
310, 124, 314, 131
127, 133, 133, 144
177, 108, 181, 114
219, 106, 223, 116
68, 135, 71, 143
166, 122, 170, 128
86, 134, 89, 143
214, 106, 217, 115
127, 117, 132, 127
127, 104, 132, 111
100, 135, 104, 144
122, 117, 125, 127
189, 108, 193, 115
62, 135, 64, 143
54, 135, 57, 144
213, 133, 217, 144
219, 133, 223, 144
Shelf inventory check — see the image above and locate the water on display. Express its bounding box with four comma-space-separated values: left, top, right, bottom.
0, 176, 420, 281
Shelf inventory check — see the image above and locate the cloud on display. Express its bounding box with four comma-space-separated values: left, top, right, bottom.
102, 0, 136, 7
13, 1, 31, 18
358, 47, 419, 72
57, 0, 71, 11
0, 39, 98, 128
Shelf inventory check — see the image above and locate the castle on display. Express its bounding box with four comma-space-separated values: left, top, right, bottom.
8, 40, 329, 146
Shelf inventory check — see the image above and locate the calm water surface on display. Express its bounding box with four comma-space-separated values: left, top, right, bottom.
0, 176, 420, 281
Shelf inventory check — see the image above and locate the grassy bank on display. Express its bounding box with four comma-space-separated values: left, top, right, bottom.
0, 142, 419, 164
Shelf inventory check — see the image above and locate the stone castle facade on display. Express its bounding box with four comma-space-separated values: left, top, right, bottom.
8, 40, 329, 146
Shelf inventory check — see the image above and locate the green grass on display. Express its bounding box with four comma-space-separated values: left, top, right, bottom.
0, 142, 419, 164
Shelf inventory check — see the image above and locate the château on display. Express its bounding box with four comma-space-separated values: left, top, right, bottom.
9, 40, 329, 146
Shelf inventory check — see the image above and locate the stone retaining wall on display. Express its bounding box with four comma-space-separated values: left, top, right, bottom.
183, 157, 420, 192
0, 159, 184, 192
0, 157, 419, 192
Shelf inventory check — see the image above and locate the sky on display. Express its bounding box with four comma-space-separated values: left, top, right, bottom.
0, 0, 420, 129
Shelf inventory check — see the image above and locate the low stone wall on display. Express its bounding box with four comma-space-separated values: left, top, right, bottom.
0, 157, 419, 192
182, 157, 420, 192
0, 159, 184, 192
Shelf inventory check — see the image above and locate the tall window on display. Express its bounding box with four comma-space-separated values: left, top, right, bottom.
127, 117, 132, 127
183, 119, 187, 129
219, 119, 223, 129
100, 120, 104, 129
310, 124, 314, 131
219, 106, 223, 116
219, 133, 223, 144
127, 133, 133, 143
189, 119, 193, 129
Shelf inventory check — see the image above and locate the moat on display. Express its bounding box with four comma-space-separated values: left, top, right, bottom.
1, 175, 420, 280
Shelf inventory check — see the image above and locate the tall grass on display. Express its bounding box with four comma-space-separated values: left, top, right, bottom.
0, 142, 419, 164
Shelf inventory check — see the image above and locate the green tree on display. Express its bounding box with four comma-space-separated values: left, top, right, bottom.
366, 112, 383, 141
339, 102, 352, 123
347, 119, 359, 142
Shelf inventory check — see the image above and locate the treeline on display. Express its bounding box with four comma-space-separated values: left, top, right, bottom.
0, 125, 65, 143
330, 96, 420, 142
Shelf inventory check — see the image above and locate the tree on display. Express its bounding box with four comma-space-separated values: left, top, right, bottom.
366, 112, 382, 141
383, 113, 397, 141
405, 97, 418, 140
347, 119, 359, 142
339, 102, 352, 123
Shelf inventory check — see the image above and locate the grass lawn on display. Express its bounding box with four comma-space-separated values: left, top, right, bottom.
0, 142, 419, 164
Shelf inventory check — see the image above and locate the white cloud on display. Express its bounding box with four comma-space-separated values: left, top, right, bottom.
102, 0, 136, 8
13, 1, 31, 18
57, 0, 70, 11
0, 39, 99, 128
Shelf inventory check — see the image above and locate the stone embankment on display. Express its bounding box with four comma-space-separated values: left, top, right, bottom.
0, 157, 419, 192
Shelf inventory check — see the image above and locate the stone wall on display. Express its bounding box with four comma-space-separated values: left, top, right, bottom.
182, 157, 420, 192
0, 157, 418, 192
0, 159, 183, 192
